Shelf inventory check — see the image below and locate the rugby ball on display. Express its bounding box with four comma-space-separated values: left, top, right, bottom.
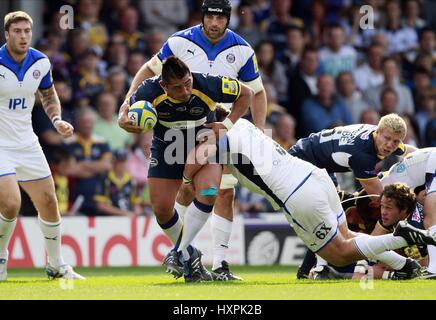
128, 100, 157, 133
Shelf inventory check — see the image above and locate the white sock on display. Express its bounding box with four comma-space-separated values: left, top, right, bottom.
316, 255, 328, 267
157, 210, 183, 244
211, 213, 232, 270
353, 233, 407, 260
38, 217, 65, 268
374, 250, 407, 270
0, 213, 17, 259
174, 202, 188, 222
427, 225, 436, 273
179, 199, 213, 261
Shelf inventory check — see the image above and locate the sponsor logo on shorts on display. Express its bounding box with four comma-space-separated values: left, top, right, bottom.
313, 222, 332, 240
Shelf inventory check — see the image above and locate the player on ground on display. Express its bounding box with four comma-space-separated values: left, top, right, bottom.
289, 114, 417, 278
171, 114, 436, 282
0, 11, 83, 281
380, 147, 436, 279
125, 57, 252, 282
312, 184, 426, 280
118, 0, 266, 280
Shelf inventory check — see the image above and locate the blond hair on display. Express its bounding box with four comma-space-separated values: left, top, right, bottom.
4, 11, 33, 32
377, 113, 407, 140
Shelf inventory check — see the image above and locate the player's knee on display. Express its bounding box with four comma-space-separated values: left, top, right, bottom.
151, 203, 174, 221
0, 197, 20, 218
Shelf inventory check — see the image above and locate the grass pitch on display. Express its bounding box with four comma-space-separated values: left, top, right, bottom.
1, 266, 435, 300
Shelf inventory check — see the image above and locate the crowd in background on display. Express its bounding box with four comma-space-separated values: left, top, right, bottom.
20, 0, 436, 216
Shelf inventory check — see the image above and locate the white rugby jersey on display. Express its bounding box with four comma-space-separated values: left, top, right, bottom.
157, 25, 260, 86
0, 45, 52, 148
224, 119, 316, 209
381, 148, 436, 189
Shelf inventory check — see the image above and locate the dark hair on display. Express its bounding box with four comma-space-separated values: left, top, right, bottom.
302, 44, 319, 57
380, 183, 417, 215
418, 27, 435, 42
161, 56, 191, 84
381, 87, 398, 100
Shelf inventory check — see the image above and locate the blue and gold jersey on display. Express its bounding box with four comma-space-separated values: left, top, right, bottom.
289, 124, 406, 180
94, 171, 141, 212
131, 72, 240, 141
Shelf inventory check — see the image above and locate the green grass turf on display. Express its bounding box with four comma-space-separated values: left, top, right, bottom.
1, 266, 435, 300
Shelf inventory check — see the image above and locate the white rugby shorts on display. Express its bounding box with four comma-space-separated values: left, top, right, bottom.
283, 168, 345, 252
0, 143, 51, 182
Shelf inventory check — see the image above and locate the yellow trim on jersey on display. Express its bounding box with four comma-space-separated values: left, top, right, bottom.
108, 170, 132, 190
152, 94, 167, 107
376, 220, 392, 233
192, 89, 216, 111
355, 176, 379, 181
94, 194, 110, 204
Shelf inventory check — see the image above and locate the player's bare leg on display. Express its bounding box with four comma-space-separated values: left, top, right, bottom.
423, 184, 436, 278
0, 175, 21, 281
20, 177, 85, 280
316, 222, 429, 279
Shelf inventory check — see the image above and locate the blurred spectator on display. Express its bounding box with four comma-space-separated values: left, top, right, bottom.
282, 26, 305, 72
263, 81, 287, 125
409, 67, 433, 107
76, 0, 109, 52
380, 0, 418, 56
139, 0, 189, 38
319, 23, 357, 78
145, 30, 166, 58
353, 43, 385, 91
100, 0, 132, 35
54, 77, 75, 126
105, 66, 128, 107
66, 108, 112, 216
126, 50, 146, 87
301, 74, 352, 136
336, 71, 369, 124
50, 147, 75, 216
256, 40, 288, 106
42, 31, 69, 79
267, 0, 304, 61
402, 0, 426, 30
359, 109, 380, 125
235, 186, 275, 214
65, 28, 91, 73
104, 33, 129, 69
415, 88, 436, 143
273, 113, 297, 150
363, 57, 415, 115
94, 92, 132, 150
234, 1, 265, 48
307, 0, 326, 49
287, 45, 320, 135
94, 149, 142, 216
425, 118, 436, 147
116, 6, 147, 53
379, 87, 399, 116
72, 47, 105, 102
251, 0, 271, 31
401, 114, 420, 147
127, 133, 152, 192
407, 28, 436, 64
32, 102, 65, 163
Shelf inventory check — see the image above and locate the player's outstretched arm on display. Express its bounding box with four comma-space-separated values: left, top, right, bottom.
359, 177, 383, 203
38, 86, 74, 138
251, 88, 267, 131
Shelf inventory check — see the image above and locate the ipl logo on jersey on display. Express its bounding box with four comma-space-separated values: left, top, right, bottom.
226, 53, 235, 64
33, 70, 41, 79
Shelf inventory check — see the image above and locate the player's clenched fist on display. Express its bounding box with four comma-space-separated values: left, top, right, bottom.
53, 119, 74, 138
